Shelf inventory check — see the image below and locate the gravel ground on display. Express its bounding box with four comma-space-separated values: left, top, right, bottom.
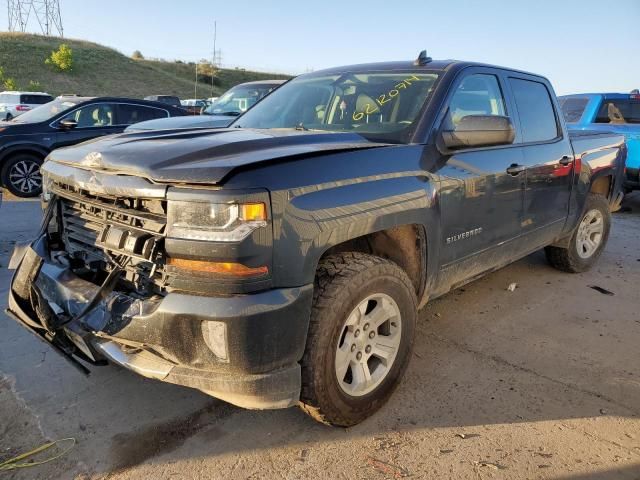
0, 194, 639, 480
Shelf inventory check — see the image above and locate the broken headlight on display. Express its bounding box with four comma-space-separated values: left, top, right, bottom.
167, 200, 267, 242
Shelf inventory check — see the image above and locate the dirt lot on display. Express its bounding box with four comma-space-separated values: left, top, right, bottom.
0, 193, 639, 480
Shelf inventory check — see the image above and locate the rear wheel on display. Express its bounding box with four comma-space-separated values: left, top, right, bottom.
299, 252, 417, 427
545, 193, 611, 273
1, 154, 44, 197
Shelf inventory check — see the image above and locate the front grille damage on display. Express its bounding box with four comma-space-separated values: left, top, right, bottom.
50, 181, 168, 297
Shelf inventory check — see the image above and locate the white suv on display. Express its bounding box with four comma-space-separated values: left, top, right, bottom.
0, 91, 54, 121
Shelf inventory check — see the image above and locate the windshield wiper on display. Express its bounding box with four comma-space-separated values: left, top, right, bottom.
217, 111, 241, 116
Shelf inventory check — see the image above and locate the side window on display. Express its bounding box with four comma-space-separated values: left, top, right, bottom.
509, 78, 559, 142
447, 74, 506, 127
62, 104, 115, 128
117, 104, 168, 125
595, 100, 640, 124
21, 95, 53, 105
559, 97, 589, 123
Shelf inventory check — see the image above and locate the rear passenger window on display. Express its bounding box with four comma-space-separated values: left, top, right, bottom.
595, 100, 640, 124
447, 74, 506, 127
559, 97, 588, 123
21, 95, 53, 104
509, 78, 559, 143
117, 104, 168, 125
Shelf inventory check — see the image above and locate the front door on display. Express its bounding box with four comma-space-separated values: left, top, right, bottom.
54, 103, 121, 148
436, 72, 526, 290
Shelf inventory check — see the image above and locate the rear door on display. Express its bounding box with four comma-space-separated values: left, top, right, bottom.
437, 69, 526, 286
507, 76, 574, 243
115, 103, 169, 126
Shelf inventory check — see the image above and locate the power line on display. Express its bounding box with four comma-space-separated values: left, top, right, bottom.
7, 0, 63, 37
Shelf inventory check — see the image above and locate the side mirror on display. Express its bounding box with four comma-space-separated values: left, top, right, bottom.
58, 119, 78, 130
441, 115, 515, 150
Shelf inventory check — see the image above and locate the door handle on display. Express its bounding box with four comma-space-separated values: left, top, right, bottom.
559, 155, 573, 166
506, 164, 526, 175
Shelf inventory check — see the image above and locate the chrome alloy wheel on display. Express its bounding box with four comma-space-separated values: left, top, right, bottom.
335, 293, 402, 397
576, 209, 604, 259
8, 159, 42, 194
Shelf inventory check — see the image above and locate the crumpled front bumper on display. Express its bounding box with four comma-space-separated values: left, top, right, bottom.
6, 237, 313, 410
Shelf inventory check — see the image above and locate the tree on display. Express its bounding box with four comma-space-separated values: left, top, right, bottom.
45, 44, 73, 71
132, 50, 144, 60
196, 59, 219, 86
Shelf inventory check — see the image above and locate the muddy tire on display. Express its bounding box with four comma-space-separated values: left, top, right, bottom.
1, 154, 43, 197
299, 252, 417, 427
545, 194, 611, 273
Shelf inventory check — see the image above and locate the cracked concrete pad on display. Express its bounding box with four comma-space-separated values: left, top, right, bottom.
0, 194, 639, 479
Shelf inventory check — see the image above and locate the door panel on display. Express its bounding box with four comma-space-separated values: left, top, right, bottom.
521, 141, 574, 238
439, 147, 525, 268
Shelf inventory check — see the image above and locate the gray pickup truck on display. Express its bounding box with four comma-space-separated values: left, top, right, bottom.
7, 52, 626, 426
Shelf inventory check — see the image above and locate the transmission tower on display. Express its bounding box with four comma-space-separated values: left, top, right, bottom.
7, 0, 64, 37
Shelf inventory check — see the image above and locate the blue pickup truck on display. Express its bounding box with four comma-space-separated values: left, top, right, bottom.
559, 92, 640, 191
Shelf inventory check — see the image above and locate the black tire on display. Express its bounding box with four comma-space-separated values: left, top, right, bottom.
299, 252, 417, 427
1, 154, 44, 197
545, 193, 611, 273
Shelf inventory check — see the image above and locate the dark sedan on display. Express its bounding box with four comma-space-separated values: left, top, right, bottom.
0, 96, 186, 197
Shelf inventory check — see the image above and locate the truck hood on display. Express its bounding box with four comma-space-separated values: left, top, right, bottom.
47, 128, 391, 185
124, 114, 233, 132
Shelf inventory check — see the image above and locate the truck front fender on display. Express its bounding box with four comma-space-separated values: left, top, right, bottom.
272, 173, 441, 298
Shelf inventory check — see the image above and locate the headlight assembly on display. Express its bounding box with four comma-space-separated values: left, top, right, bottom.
167, 200, 267, 242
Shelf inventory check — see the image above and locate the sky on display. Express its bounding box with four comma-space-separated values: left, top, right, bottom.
1, 0, 639, 95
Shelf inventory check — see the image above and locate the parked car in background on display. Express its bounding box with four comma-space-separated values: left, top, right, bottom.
0, 96, 186, 197
7, 54, 625, 426
0, 91, 54, 121
180, 99, 208, 115
559, 92, 640, 191
144, 95, 182, 108
125, 80, 285, 132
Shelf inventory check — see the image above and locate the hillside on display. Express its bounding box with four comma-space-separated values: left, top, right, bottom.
0, 32, 290, 98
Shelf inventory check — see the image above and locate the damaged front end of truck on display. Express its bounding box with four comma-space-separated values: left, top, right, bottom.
6, 160, 310, 409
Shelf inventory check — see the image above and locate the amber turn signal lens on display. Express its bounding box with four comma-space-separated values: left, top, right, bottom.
168, 258, 268, 278
240, 203, 267, 221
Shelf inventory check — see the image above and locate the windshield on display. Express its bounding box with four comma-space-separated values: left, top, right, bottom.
10, 98, 80, 123
232, 71, 439, 143
204, 84, 278, 116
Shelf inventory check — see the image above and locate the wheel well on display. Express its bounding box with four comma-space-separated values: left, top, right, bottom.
321, 224, 426, 298
0, 148, 46, 168
590, 175, 611, 198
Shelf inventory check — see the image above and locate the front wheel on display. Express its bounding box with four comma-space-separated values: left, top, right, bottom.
545, 193, 611, 273
1, 154, 44, 197
299, 252, 417, 427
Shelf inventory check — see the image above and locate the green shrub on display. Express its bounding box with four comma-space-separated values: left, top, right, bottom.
45, 44, 73, 71
132, 50, 144, 60
26, 80, 42, 91
3, 77, 18, 90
